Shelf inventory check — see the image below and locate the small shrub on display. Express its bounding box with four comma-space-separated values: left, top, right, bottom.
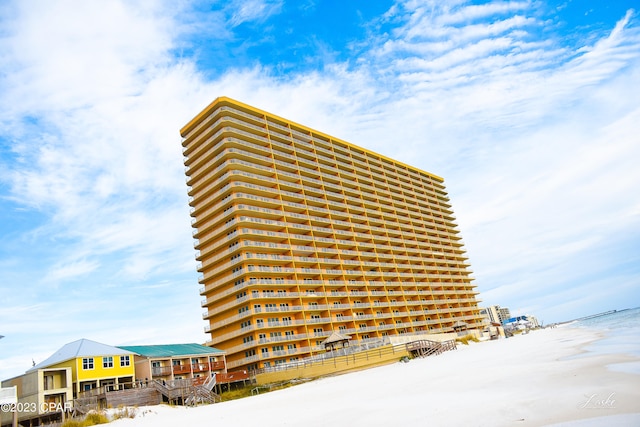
61, 420, 84, 427
456, 335, 479, 345
220, 386, 255, 401
84, 412, 109, 425
112, 406, 138, 420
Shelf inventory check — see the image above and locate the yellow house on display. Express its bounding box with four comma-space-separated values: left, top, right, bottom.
29, 338, 136, 397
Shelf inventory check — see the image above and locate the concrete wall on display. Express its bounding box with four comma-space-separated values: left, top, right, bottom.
254, 345, 410, 385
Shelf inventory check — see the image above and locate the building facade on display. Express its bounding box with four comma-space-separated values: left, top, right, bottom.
181, 97, 484, 371
27, 339, 136, 397
0, 368, 72, 426
481, 305, 512, 325
1, 339, 134, 426
117, 343, 227, 385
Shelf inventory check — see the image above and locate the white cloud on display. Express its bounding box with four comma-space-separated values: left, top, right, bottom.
227, 0, 283, 27
436, 1, 531, 26
47, 259, 100, 282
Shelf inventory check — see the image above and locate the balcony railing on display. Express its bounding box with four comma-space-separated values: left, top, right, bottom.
151, 361, 227, 377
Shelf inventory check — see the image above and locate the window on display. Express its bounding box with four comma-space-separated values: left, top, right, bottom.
82, 358, 94, 370
266, 303, 277, 312
43, 375, 54, 390
120, 355, 130, 367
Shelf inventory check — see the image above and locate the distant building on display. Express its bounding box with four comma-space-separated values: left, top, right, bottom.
480, 305, 511, 325
498, 307, 511, 324
181, 97, 484, 371
527, 315, 540, 328
522, 315, 540, 328
480, 306, 499, 324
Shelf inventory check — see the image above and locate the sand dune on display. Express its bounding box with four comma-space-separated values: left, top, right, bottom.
109, 326, 640, 427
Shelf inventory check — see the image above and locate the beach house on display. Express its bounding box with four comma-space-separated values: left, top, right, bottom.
0, 339, 135, 426
117, 343, 227, 385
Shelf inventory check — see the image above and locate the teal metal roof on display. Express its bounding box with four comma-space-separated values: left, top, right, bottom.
118, 343, 224, 358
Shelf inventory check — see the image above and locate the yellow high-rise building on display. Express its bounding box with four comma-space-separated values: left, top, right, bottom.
181, 97, 483, 371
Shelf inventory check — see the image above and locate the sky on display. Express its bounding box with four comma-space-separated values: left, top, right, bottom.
0, 0, 639, 380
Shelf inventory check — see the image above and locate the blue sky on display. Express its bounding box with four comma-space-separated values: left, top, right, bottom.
1, 0, 639, 380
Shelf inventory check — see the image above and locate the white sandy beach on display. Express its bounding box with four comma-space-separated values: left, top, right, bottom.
108, 326, 640, 427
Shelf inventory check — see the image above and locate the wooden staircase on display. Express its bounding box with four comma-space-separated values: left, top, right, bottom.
73, 378, 220, 413
153, 377, 220, 406
406, 339, 457, 358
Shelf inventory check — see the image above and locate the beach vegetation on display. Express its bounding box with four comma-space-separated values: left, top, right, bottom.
456, 335, 479, 345
220, 386, 254, 401
111, 406, 138, 420
60, 411, 109, 427
83, 411, 109, 425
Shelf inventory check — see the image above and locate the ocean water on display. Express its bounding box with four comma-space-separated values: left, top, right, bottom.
572, 307, 640, 374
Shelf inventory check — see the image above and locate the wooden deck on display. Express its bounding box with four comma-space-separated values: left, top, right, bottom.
74, 377, 222, 414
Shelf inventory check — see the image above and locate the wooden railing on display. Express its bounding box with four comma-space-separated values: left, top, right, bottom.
151, 361, 226, 377
215, 371, 250, 383
406, 339, 456, 358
